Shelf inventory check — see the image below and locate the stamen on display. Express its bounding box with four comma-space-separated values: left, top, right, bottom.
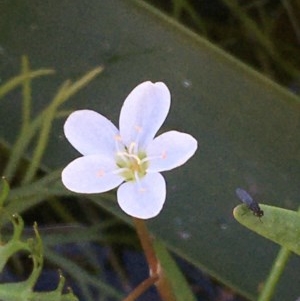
114, 134, 126, 155
135, 125, 142, 132
127, 153, 141, 165
133, 171, 147, 192
141, 152, 167, 164
96, 170, 105, 177
116, 151, 127, 161
112, 167, 129, 175
115, 134, 122, 141
118, 149, 141, 165
128, 142, 137, 154
114, 135, 148, 182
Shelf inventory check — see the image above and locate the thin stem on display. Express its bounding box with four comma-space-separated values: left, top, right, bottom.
21, 81, 71, 184
22, 66, 103, 184
122, 275, 159, 301
21, 55, 31, 128
257, 204, 300, 301
133, 218, 159, 274
257, 247, 291, 301
281, 0, 300, 45
131, 218, 176, 301
0, 69, 54, 99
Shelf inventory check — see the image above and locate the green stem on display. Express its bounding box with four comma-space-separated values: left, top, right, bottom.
21, 55, 32, 128
257, 204, 300, 301
0, 69, 54, 99
257, 247, 291, 301
22, 66, 103, 184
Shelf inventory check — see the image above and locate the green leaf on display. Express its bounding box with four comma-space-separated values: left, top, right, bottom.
154, 240, 197, 301
234, 204, 300, 256
0, 213, 79, 301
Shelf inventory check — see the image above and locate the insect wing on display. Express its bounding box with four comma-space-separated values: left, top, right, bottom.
235, 187, 264, 218
235, 188, 253, 206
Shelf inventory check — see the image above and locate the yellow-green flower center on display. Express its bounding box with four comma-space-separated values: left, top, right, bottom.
116, 143, 149, 181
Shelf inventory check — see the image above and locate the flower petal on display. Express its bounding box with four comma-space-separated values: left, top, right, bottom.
146, 131, 198, 172
62, 155, 123, 193
117, 173, 166, 219
64, 110, 120, 156
119, 81, 170, 150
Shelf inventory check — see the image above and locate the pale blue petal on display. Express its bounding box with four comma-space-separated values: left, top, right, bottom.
117, 173, 166, 219
64, 110, 121, 156
146, 131, 198, 172
119, 81, 170, 150
62, 155, 123, 193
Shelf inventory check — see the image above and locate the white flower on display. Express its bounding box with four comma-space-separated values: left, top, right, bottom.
62, 81, 197, 219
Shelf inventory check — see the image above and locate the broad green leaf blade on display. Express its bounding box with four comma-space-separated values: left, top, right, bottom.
234, 204, 300, 256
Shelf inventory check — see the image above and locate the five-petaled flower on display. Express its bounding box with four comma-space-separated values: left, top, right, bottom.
62, 81, 198, 219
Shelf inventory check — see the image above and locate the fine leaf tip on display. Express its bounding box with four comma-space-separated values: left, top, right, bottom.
233, 204, 300, 256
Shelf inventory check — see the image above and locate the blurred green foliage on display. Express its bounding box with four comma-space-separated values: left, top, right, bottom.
145, 0, 300, 87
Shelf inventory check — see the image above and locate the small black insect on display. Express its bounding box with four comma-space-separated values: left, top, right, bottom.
235, 188, 264, 218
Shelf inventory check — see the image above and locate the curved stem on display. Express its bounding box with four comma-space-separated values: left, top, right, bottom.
131, 218, 176, 301
122, 274, 159, 301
